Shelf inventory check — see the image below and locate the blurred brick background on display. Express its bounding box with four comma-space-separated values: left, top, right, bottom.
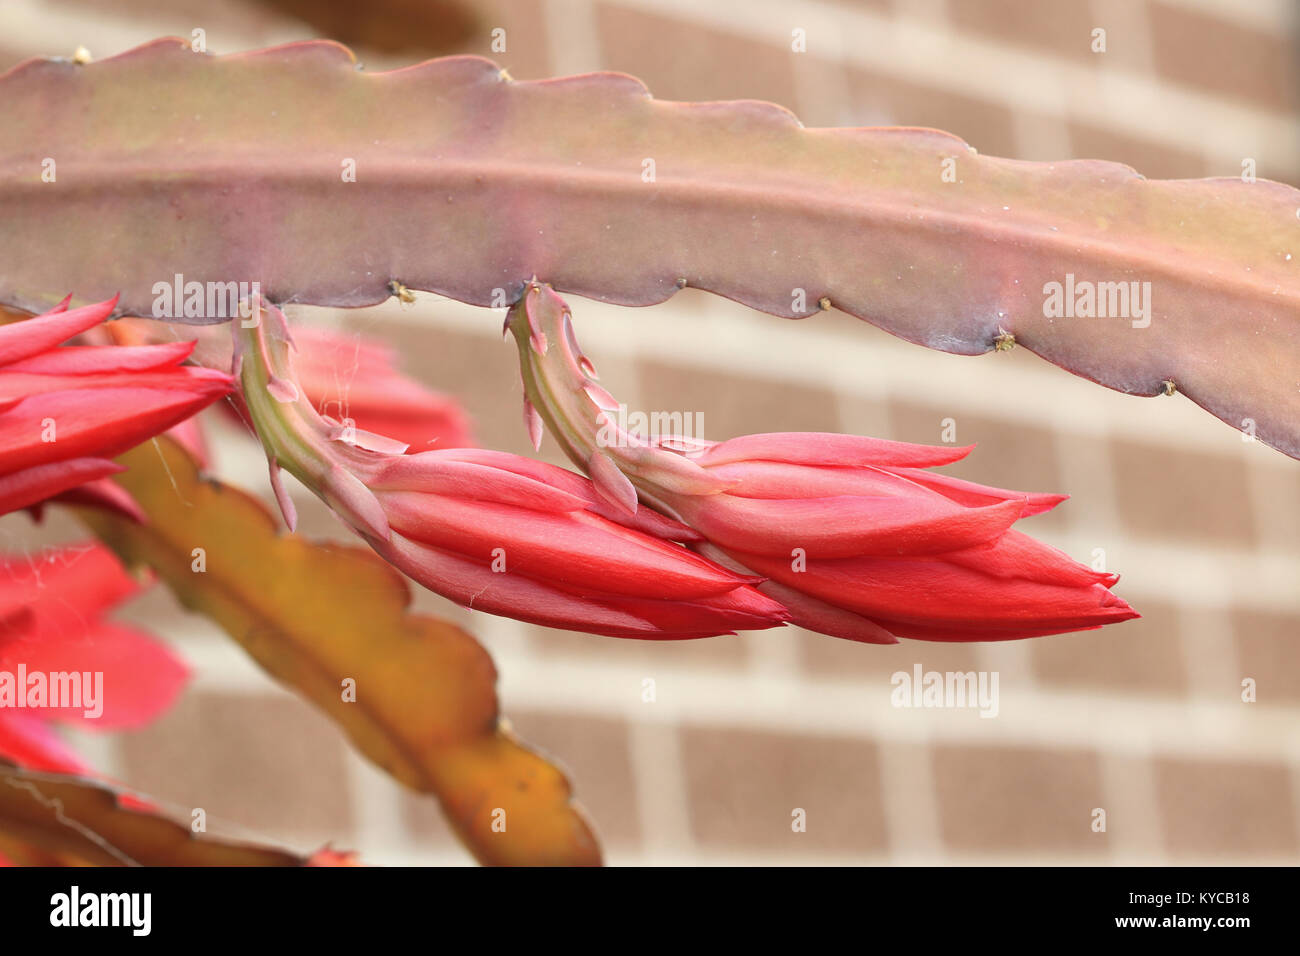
2, 0, 1297, 864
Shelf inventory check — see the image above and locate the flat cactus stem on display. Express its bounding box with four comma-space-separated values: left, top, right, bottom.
1, 39, 1298, 457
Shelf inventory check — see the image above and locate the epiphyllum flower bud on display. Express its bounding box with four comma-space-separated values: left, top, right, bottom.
508, 281, 1139, 644
0, 297, 234, 517
234, 300, 787, 639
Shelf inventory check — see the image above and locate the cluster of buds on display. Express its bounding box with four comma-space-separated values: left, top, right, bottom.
235, 300, 788, 638
506, 281, 1138, 643
0, 297, 233, 517
235, 284, 1136, 644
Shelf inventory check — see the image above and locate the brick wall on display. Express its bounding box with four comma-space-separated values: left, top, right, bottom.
2, 0, 1297, 864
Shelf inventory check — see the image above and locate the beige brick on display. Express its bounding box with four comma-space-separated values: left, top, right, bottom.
118, 689, 355, 847
1233, 609, 1300, 704
638, 359, 841, 441
1111, 439, 1255, 547
1148, 1, 1298, 113
680, 725, 887, 854
596, 5, 798, 110
1154, 757, 1298, 857
950, 0, 1101, 63
932, 743, 1108, 854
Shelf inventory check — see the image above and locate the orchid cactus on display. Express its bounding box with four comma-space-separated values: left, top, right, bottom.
0, 36, 1294, 870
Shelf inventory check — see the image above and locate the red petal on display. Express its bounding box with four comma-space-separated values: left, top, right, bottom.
2, 340, 197, 375
370, 454, 588, 512
0, 544, 138, 646
889, 466, 1067, 517
674, 493, 1024, 558
0, 457, 124, 516
379, 491, 752, 600
693, 542, 893, 644
440, 449, 701, 541
725, 547, 1139, 634
47, 476, 146, 523
378, 534, 780, 638
705, 459, 927, 499
0, 377, 232, 473
944, 530, 1117, 588
0, 297, 117, 366
0, 365, 232, 402
698, 432, 974, 468
595, 587, 789, 637
13, 622, 189, 729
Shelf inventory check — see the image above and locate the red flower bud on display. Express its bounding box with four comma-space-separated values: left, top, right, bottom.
235, 300, 787, 639
0, 298, 233, 517
508, 281, 1139, 643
